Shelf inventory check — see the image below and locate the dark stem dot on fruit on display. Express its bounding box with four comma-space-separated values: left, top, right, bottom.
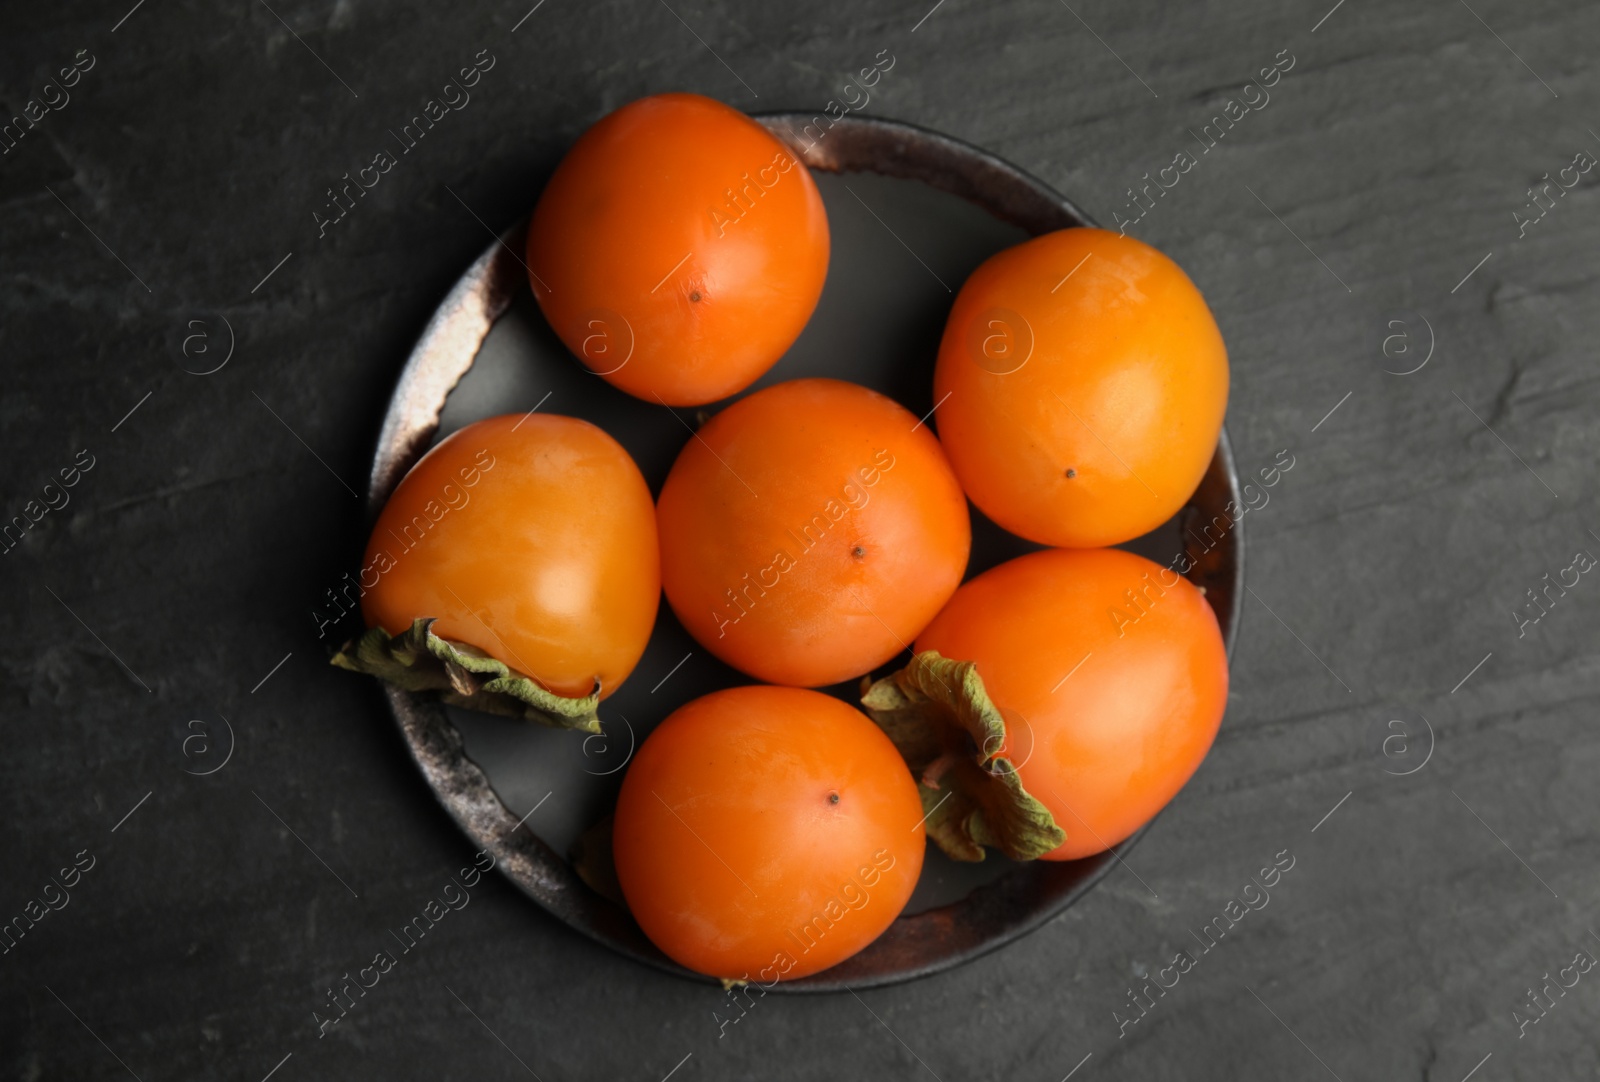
852, 545, 866, 559
1065, 468, 1077, 478
689, 290, 702, 302
828, 790, 840, 804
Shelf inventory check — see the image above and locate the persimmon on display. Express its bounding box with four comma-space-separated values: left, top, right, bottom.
656, 378, 971, 688
612, 686, 925, 981
526, 92, 830, 406
335, 414, 658, 724
863, 547, 1228, 862
933, 228, 1229, 548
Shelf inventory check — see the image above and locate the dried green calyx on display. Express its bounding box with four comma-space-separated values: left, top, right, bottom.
331, 617, 601, 733
860, 650, 1065, 862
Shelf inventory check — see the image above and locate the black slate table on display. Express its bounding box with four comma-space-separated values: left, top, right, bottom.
4, 1, 1598, 1079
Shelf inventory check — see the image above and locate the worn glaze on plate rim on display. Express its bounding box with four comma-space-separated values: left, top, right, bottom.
365, 113, 1244, 993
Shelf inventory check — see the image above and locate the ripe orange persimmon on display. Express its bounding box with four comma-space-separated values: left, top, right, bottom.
933, 228, 1229, 548
359, 414, 658, 699
656, 378, 971, 687
914, 547, 1228, 860
613, 686, 925, 981
526, 92, 830, 406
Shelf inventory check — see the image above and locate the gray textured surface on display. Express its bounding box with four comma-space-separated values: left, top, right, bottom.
3, 1, 1598, 1079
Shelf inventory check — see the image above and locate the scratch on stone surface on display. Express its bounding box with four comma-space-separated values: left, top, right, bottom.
1253, 494, 1557, 556
1008, 1020, 1058, 1075
98, 470, 272, 515
1418, 1031, 1438, 1082
40, 130, 94, 199
1456, 686, 1600, 737
0, 189, 60, 212
1509, 372, 1600, 413
779, 56, 829, 80
1497, 269, 1600, 303
11, 645, 80, 706
1485, 357, 1523, 428
1248, 485, 1461, 540
1215, 701, 1363, 741
2, 274, 148, 313
1192, 751, 1368, 801
1184, 78, 1263, 104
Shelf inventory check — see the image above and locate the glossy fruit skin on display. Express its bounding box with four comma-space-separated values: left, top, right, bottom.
526, 92, 830, 406
933, 228, 1229, 548
359, 414, 659, 700
656, 378, 971, 688
915, 547, 1228, 861
613, 686, 925, 981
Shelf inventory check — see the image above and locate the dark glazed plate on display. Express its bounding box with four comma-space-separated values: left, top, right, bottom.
366, 114, 1243, 993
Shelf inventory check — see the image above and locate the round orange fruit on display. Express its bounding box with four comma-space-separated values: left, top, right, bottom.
655, 378, 971, 687
359, 414, 659, 699
915, 547, 1228, 860
613, 685, 925, 981
933, 227, 1229, 548
526, 92, 830, 406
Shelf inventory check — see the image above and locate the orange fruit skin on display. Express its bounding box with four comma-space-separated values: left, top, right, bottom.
656, 378, 972, 688
613, 686, 925, 981
933, 228, 1229, 548
360, 414, 659, 700
914, 547, 1228, 861
527, 92, 830, 406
